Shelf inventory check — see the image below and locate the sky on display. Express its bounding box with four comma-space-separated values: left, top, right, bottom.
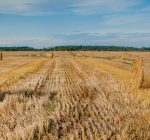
0, 0, 150, 48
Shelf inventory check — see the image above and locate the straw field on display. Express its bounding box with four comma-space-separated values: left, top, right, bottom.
0, 51, 150, 140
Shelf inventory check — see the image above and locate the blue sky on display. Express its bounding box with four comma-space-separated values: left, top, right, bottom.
0, 0, 150, 48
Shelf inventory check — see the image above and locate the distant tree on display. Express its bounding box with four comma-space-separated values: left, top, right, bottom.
0, 46, 150, 51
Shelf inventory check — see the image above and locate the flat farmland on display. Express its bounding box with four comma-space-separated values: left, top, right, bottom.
0, 51, 150, 140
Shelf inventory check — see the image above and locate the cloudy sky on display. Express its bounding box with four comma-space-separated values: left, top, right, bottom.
0, 0, 150, 48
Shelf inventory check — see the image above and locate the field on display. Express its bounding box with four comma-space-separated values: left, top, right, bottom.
0, 51, 150, 140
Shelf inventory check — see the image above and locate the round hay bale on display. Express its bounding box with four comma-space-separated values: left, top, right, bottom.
132, 57, 144, 89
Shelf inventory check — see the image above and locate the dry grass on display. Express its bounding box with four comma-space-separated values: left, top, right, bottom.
0, 51, 150, 140
79, 57, 131, 89
0, 58, 47, 90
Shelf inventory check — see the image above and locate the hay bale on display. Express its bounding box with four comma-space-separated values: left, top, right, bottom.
132, 57, 144, 89
0, 51, 2, 61
52, 53, 54, 58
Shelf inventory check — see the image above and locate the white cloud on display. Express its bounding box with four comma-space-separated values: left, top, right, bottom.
0, 37, 66, 48
72, 0, 140, 15
0, 32, 150, 47
0, 0, 142, 16
0, 0, 56, 15
99, 34, 150, 47
102, 13, 150, 26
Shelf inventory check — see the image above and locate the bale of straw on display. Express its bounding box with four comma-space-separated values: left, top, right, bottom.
52, 52, 54, 58
132, 57, 144, 89
0, 51, 2, 61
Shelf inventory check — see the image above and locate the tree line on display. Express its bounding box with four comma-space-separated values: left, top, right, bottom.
0, 46, 150, 51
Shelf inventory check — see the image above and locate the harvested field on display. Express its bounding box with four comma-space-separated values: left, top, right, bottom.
0, 51, 150, 140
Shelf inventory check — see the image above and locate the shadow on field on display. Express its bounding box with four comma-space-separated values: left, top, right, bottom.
142, 73, 150, 89
0, 89, 58, 102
